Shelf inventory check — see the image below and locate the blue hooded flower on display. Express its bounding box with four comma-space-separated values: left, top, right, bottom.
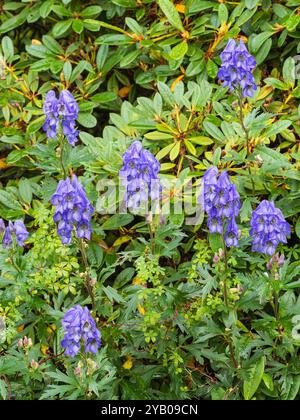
51, 176, 94, 244
1, 220, 29, 249
250, 200, 290, 256
201, 167, 240, 247
119, 141, 161, 209
218, 39, 257, 98
61, 305, 101, 357
42, 89, 79, 146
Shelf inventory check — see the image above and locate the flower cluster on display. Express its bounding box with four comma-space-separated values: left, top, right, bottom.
0, 219, 29, 248
119, 141, 161, 209
61, 305, 101, 357
202, 167, 240, 247
51, 176, 94, 244
250, 200, 290, 256
218, 39, 257, 98
43, 89, 79, 146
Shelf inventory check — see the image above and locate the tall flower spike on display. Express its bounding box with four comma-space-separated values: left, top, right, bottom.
51, 176, 94, 244
250, 200, 290, 256
42, 89, 79, 146
42, 90, 59, 139
218, 39, 257, 98
58, 90, 79, 146
61, 305, 101, 357
119, 140, 161, 210
201, 167, 240, 247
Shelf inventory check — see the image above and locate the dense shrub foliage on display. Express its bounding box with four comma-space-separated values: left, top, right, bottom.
1, 0, 300, 401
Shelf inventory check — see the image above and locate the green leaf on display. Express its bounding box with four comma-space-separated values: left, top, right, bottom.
27, 116, 46, 135
1, 36, 14, 59
218, 3, 228, 24
170, 142, 180, 161
208, 233, 223, 253
63, 61, 72, 81
40, 0, 54, 19
103, 286, 125, 303
156, 143, 175, 160
77, 113, 97, 128
144, 131, 174, 140
0, 379, 7, 400
101, 214, 134, 230
203, 121, 225, 143
264, 120, 292, 137
295, 216, 300, 239
52, 19, 72, 38
0, 191, 23, 211
283, 57, 295, 88
188, 136, 213, 145
184, 139, 196, 155
250, 31, 274, 54
243, 357, 265, 400
169, 41, 188, 61
72, 19, 84, 34
120, 49, 141, 67
0, 9, 29, 34
19, 179, 32, 204
91, 92, 117, 103
96, 45, 108, 70
157, 0, 184, 32
42, 35, 64, 55
80, 5, 102, 18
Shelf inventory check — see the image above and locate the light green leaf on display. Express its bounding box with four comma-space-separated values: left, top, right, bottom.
243, 356, 265, 400
158, 0, 184, 32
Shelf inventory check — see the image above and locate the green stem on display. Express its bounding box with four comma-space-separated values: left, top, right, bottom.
79, 239, 96, 308
149, 223, 156, 255
59, 134, 67, 179
237, 91, 255, 197
221, 233, 238, 369
221, 234, 229, 308
273, 290, 279, 321
9, 249, 21, 273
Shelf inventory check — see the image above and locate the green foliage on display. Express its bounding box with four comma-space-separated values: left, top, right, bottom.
1, 0, 300, 401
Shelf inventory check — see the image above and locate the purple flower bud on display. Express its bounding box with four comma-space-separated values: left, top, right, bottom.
213, 254, 220, 263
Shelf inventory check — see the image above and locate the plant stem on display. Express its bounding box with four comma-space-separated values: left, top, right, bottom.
59, 134, 67, 179
237, 91, 255, 197
221, 233, 238, 369
9, 249, 21, 273
79, 239, 96, 308
221, 234, 229, 308
273, 290, 279, 321
149, 223, 156, 255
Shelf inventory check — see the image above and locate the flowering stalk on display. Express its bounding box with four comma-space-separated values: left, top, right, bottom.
237, 89, 256, 196
218, 39, 257, 196
58, 133, 67, 179
79, 239, 96, 309
267, 253, 285, 321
